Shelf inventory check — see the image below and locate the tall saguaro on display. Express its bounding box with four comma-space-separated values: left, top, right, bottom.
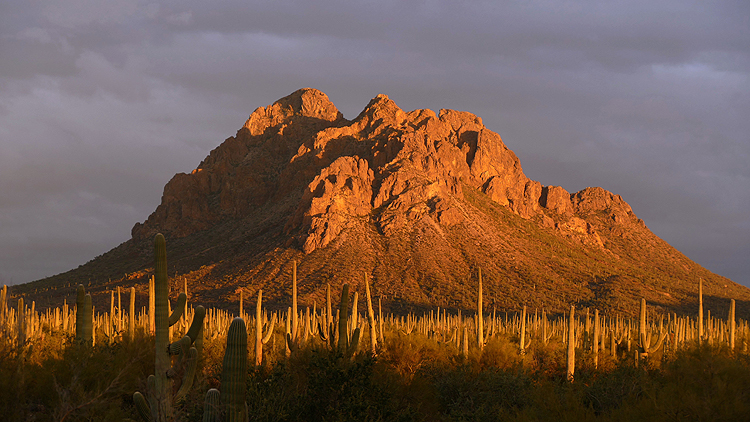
698, 278, 704, 340
477, 268, 484, 350
567, 305, 576, 382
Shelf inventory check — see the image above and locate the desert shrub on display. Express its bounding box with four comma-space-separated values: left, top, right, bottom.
618, 343, 750, 421
581, 361, 651, 415
0, 332, 153, 421
527, 336, 566, 379
246, 346, 417, 421
432, 365, 534, 421
379, 330, 454, 380
478, 334, 524, 370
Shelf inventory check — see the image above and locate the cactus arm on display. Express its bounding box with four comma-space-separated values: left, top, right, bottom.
639, 331, 649, 352
262, 315, 275, 344
446, 328, 457, 344
168, 335, 192, 357
168, 293, 187, 326
133, 392, 153, 422
286, 333, 298, 353
185, 305, 206, 343
284, 307, 292, 356
347, 327, 361, 358
644, 330, 668, 354
174, 347, 198, 404
145, 375, 158, 422
318, 321, 329, 342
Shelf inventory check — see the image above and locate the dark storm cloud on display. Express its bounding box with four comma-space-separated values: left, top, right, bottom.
0, 0, 748, 286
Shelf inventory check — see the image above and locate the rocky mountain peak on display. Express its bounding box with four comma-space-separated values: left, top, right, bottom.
242, 88, 343, 136
133, 89, 641, 252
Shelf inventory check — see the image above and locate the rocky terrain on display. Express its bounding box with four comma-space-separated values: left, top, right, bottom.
17, 88, 750, 317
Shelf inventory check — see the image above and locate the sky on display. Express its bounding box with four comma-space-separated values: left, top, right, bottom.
0, 0, 748, 287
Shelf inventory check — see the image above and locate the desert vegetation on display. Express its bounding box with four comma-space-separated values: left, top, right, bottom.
1, 235, 750, 421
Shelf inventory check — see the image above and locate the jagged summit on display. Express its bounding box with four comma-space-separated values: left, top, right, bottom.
25, 89, 750, 316
133, 88, 637, 255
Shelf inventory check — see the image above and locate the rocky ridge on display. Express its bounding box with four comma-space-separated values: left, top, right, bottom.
133, 89, 638, 256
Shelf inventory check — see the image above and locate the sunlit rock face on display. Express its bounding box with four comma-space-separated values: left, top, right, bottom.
133, 88, 636, 252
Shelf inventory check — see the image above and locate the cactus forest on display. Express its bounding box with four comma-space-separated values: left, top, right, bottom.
1, 235, 750, 421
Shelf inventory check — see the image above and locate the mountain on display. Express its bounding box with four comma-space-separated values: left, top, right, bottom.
17, 88, 750, 317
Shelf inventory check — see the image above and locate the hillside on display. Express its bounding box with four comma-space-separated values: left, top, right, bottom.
15, 88, 750, 317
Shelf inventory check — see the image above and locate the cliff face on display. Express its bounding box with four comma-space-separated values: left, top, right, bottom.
27, 88, 750, 316
132, 88, 640, 256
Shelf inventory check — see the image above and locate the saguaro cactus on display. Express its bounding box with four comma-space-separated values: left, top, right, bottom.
129, 286, 136, 341
75, 284, 93, 346
637, 298, 667, 360
254, 290, 276, 366
567, 305, 575, 382
365, 273, 377, 355
519, 305, 531, 354
0, 284, 7, 324
202, 318, 249, 422
202, 389, 221, 422
318, 284, 337, 349
285, 261, 299, 354
542, 308, 553, 346
334, 284, 359, 357
593, 309, 600, 368
698, 278, 704, 340
729, 299, 736, 351
222, 317, 248, 422
17, 298, 26, 348
133, 234, 206, 422
477, 268, 484, 350
149, 275, 155, 335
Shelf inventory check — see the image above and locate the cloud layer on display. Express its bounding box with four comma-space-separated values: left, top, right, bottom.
1, 0, 748, 286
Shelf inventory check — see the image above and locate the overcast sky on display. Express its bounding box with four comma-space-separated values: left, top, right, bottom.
1, 0, 748, 287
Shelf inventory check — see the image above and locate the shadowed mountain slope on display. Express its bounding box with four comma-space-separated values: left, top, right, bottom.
17, 88, 750, 317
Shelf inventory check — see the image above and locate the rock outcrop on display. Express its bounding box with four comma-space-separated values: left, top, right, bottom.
134, 88, 638, 254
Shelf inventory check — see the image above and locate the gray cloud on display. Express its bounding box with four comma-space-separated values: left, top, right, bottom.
0, 0, 748, 286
